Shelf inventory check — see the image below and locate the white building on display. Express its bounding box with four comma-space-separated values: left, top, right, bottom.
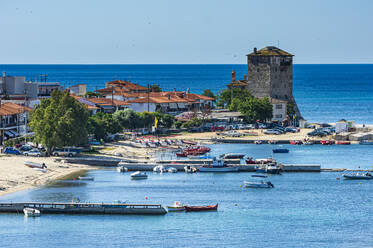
270, 98, 287, 122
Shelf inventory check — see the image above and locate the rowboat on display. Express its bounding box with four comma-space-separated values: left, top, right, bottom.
24, 161, 47, 169
290, 140, 302, 145
23, 208, 41, 217
254, 140, 262, 144
78, 176, 94, 181
243, 180, 274, 188
130, 171, 148, 180
184, 204, 218, 212
336, 141, 351, 145
320, 140, 335, 145
166, 201, 185, 212
117, 166, 128, 173
184, 165, 197, 173
342, 172, 373, 180
153, 165, 166, 173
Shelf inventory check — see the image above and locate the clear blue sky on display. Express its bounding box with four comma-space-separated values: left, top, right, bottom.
1, 0, 373, 64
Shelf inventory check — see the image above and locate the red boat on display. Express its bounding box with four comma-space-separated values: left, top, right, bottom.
320, 140, 335, 145
336, 141, 351, 145
184, 204, 218, 212
289, 140, 302, 145
176, 152, 187, 157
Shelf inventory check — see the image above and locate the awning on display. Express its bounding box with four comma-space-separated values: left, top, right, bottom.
4, 131, 14, 138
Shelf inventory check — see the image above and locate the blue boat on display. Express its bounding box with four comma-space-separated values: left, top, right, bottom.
272, 148, 289, 153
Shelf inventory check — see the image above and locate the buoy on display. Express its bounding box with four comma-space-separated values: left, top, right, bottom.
145, 196, 148, 200
336, 178, 340, 180
234, 203, 238, 206
240, 185, 242, 187
360, 182, 362, 184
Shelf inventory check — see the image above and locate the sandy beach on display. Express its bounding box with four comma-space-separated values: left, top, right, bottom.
0, 156, 90, 197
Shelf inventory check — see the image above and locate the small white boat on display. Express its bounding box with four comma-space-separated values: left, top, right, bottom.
117, 166, 128, 173
199, 158, 239, 172
24, 161, 47, 169
153, 165, 166, 173
78, 176, 94, 181
359, 140, 373, 145
243, 180, 274, 188
167, 167, 177, 173
167, 201, 185, 212
23, 208, 41, 217
342, 172, 373, 180
184, 165, 197, 173
130, 171, 148, 180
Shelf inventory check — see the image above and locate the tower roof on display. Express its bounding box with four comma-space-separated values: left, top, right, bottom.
247, 46, 293, 57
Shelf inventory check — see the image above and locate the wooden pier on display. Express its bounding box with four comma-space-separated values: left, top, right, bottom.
0, 202, 167, 215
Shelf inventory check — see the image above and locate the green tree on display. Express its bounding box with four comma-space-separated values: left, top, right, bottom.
217, 88, 252, 108
149, 84, 162, 92
202, 89, 216, 101
88, 112, 121, 140
113, 109, 141, 130
235, 97, 273, 123
154, 112, 174, 128
29, 90, 89, 153
138, 111, 155, 128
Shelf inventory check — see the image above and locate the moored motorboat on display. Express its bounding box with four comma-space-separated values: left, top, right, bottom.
272, 148, 289, 153
342, 172, 373, 180
153, 165, 166, 173
199, 158, 238, 172
184, 203, 218, 212
167, 201, 185, 212
320, 140, 335, 145
359, 140, 373, 145
255, 162, 281, 174
220, 153, 245, 159
290, 140, 302, 145
243, 180, 274, 188
117, 166, 128, 173
23, 208, 41, 217
184, 165, 197, 173
130, 171, 148, 180
167, 167, 177, 173
254, 140, 262, 144
303, 141, 313, 145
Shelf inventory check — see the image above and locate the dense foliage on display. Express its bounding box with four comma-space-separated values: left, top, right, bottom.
113, 109, 174, 130
202, 89, 216, 101
149, 84, 162, 92
29, 90, 89, 153
217, 88, 252, 108
88, 112, 121, 140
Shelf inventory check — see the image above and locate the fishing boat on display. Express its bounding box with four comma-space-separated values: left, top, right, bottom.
272, 148, 289, 153
320, 140, 335, 145
130, 171, 148, 180
220, 153, 245, 159
117, 166, 128, 173
24, 161, 47, 169
184, 165, 197, 173
166, 201, 185, 212
359, 140, 373, 145
266, 163, 282, 174
23, 208, 41, 217
254, 140, 262, 144
199, 159, 239, 172
167, 167, 177, 173
342, 172, 373, 180
153, 165, 166, 173
303, 141, 313, 145
184, 203, 218, 212
336, 141, 351, 145
290, 140, 302, 145
78, 176, 94, 181
243, 180, 274, 188
267, 140, 277, 144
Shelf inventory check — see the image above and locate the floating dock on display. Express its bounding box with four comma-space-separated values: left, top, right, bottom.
0, 202, 167, 215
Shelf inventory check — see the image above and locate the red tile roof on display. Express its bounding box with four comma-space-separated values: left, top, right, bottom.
0, 102, 32, 116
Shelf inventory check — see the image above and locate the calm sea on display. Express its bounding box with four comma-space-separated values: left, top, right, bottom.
1, 144, 373, 248
1, 64, 373, 123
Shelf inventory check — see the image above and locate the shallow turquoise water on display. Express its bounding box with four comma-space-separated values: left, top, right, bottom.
1, 144, 373, 247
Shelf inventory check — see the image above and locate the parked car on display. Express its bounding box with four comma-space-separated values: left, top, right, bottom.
211, 126, 225, 132
285, 127, 298, 133
225, 130, 242, 137
307, 130, 327, 137
52, 148, 78, 157
264, 129, 281, 135
4, 147, 21, 155
23, 148, 41, 157
20, 145, 33, 151
188, 127, 202, 133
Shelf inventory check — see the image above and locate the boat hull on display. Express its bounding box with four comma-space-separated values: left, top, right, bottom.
184, 204, 218, 212
342, 174, 373, 180
167, 206, 185, 212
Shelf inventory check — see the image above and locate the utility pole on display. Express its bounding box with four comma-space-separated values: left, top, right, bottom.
147, 84, 150, 112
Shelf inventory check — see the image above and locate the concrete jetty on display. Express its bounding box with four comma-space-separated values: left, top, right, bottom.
0, 202, 167, 215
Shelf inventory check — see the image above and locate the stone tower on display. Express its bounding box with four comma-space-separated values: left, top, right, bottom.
246, 46, 301, 117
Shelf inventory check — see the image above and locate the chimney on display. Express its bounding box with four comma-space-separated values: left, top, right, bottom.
254, 47, 257, 54
243, 75, 247, 81
231, 70, 236, 82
